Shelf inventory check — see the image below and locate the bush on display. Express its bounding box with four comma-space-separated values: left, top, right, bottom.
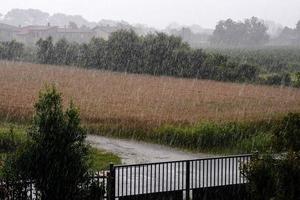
243, 154, 277, 200
273, 112, 300, 152
243, 152, 300, 200
0, 126, 24, 153
244, 112, 300, 200
3, 86, 91, 200
293, 72, 300, 87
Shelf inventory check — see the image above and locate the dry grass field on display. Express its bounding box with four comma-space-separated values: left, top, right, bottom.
1, 61, 300, 126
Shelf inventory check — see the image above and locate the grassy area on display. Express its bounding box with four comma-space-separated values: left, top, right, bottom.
1, 61, 300, 125
0, 61, 299, 154
87, 119, 277, 154
0, 123, 121, 173
90, 148, 121, 170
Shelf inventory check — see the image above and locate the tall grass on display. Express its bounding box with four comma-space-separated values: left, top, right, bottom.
1, 61, 299, 154
88, 119, 277, 154
1, 61, 300, 125
0, 124, 27, 153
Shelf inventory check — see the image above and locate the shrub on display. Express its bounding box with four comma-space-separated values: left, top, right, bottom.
293, 72, 300, 87
244, 112, 300, 200
243, 152, 300, 200
0, 126, 23, 153
243, 154, 277, 200
3, 86, 91, 200
273, 112, 300, 152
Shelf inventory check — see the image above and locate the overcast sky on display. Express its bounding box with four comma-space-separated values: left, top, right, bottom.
1, 0, 300, 29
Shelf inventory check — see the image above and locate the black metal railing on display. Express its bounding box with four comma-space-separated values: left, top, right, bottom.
109, 154, 252, 199
0, 154, 252, 200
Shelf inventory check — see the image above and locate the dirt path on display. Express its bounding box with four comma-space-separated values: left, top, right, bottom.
87, 135, 212, 164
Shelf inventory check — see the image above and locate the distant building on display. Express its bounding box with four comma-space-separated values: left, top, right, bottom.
16, 25, 58, 44
0, 22, 141, 44
0, 22, 97, 44
0, 23, 19, 41
56, 27, 95, 43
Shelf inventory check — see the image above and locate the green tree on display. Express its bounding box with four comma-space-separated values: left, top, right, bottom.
211, 17, 269, 46
36, 37, 55, 64
0, 40, 24, 60
106, 29, 142, 72
87, 37, 107, 69
4, 86, 90, 200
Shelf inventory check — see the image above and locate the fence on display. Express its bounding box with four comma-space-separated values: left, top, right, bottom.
109, 154, 252, 200
0, 154, 252, 200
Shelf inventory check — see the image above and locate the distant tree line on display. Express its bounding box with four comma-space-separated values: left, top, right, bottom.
0, 40, 24, 60
211, 17, 269, 47
33, 30, 258, 83
2, 29, 300, 86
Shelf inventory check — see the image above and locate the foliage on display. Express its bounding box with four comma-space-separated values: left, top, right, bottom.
4, 30, 300, 86
0, 125, 26, 153
293, 72, 300, 87
243, 112, 300, 200
90, 119, 275, 154
0, 40, 24, 60
243, 152, 300, 200
243, 154, 277, 200
3, 86, 91, 200
211, 17, 269, 46
260, 73, 292, 86
36, 37, 55, 64
273, 113, 300, 152
34, 31, 258, 83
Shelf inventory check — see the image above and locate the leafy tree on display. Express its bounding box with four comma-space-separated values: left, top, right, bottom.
3, 86, 91, 200
0, 40, 24, 60
87, 37, 107, 68
106, 29, 142, 72
244, 17, 269, 45
211, 17, 269, 46
36, 37, 55, 64
141, 32, 189, 75
53, 38, 69, 65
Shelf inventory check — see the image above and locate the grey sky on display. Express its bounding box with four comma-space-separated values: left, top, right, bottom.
0, 0, 299, 29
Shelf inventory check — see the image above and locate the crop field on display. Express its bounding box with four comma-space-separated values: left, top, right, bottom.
1, 61, 300, 126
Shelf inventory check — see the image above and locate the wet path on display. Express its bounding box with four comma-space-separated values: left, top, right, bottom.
86, 135, 212, 164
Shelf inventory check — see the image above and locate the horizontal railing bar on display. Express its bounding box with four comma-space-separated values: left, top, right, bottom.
114, 154, 253, 168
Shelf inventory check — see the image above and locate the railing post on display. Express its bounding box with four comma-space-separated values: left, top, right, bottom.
186, 161, 190, 200
108, 163, 115, 200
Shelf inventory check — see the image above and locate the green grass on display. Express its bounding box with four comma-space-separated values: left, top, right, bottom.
87, 119, 278, 154
0, 123, 28, 153
0, 113, 287, 157
90, 148, 121, 170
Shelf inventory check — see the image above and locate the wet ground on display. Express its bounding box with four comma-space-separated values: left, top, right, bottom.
87, 135, 212, 164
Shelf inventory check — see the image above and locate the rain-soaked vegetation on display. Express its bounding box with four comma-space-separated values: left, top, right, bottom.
0, 86, 120, 199
1, 60, 300, 154
1, 29, 300, 87
0, 4, 300, 199
243, 113, 300, 200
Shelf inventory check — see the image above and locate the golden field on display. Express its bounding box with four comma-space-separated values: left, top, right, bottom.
1, 61, 300, 125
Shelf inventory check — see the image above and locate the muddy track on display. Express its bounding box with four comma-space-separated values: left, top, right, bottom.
87, 135, 212, 164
